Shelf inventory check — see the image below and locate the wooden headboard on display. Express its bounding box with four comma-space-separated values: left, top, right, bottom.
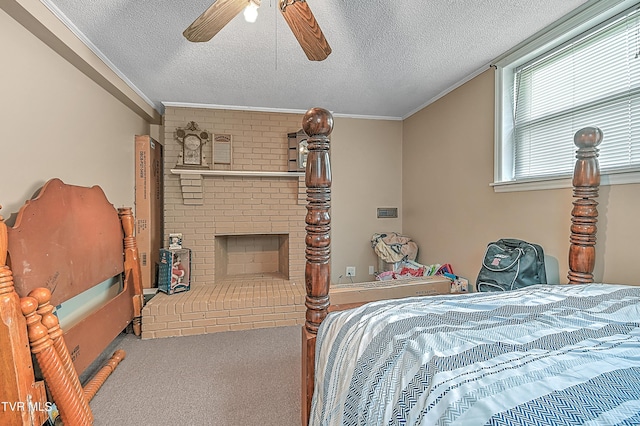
299, 106, 604, 424
8, 178, 124, 308
0, 178, 144, 425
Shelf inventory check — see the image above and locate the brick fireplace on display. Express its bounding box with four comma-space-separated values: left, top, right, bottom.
140, 107, 310, 339
215, 233, 290, 279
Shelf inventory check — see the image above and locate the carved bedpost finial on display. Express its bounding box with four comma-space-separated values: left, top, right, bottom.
568, 126, 602, 284
302, 107, 333, 334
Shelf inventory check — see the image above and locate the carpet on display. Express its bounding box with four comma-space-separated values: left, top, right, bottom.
88, 326, 301, 425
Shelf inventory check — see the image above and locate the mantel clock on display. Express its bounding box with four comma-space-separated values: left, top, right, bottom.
175, 121, 211, 168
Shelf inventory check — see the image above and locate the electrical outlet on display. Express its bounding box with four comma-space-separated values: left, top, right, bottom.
346, 266, 356, 277
369, 265, 375, 275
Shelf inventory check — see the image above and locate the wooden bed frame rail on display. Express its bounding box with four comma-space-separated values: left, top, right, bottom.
300, 119, 603, 424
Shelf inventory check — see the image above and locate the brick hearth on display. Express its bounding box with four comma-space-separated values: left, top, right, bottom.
140, 275, 305, 339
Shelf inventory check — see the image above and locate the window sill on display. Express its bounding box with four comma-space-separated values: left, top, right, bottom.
492, 170, 640, 192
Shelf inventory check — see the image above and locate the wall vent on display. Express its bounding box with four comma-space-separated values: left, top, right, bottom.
377, 207, 398, 218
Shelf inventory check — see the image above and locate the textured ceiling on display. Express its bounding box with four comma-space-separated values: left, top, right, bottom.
42, 0, 589, 119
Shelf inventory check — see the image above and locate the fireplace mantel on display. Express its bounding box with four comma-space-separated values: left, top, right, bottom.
171, 169, 306, 206
170, 169, 304, 178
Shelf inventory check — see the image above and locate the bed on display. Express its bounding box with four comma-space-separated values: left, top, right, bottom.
0, 178, 144, 426
300, 109, 640, 424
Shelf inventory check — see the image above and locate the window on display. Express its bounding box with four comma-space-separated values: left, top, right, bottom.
494, 0, 640, 191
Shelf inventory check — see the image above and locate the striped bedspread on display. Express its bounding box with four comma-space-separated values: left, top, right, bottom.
310, 284, 640, 425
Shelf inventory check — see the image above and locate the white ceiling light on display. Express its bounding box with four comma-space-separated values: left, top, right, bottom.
244, 0, 260, 23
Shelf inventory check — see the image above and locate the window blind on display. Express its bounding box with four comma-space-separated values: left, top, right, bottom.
513, 8, 640, 180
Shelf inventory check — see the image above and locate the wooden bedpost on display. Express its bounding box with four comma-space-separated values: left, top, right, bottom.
301, 107, 333, 425
29, 287, 93, 423
21, 296, 92, 426
118, 207, 144, 336
0, 216, 48, 426
82, 349, 126, 401
568, 127, 602, 284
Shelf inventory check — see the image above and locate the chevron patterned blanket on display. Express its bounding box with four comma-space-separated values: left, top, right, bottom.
310, 284, 640, 425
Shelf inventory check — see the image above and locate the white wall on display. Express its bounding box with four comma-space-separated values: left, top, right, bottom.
1, 9, 150, 218
1, 8, 151, 321
330, 117, 403, 283
402, 69, 640, 285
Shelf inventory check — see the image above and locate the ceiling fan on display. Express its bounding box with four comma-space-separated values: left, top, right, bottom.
183, 0, 332, 61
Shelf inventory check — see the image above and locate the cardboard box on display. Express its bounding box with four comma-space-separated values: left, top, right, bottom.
158, 248, 191, 295
330, 276, 468, 306
135, 135, 163, 289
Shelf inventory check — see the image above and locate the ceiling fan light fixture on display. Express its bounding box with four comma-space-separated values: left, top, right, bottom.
183, 0, 329, 61
244, 0, 260, 23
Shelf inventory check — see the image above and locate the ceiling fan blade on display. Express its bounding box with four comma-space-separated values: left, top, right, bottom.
183, 0, 249, 42
280, 0, 331, 61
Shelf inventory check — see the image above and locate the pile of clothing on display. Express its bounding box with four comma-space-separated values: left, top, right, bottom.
371, 232, 418, 264
371, 232, 455, 281
376, 260, 453, 281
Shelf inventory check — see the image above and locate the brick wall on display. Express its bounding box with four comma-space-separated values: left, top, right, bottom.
162, 107, 307, 284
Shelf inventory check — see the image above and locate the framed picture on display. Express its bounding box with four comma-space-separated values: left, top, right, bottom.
168, 233, 183, 249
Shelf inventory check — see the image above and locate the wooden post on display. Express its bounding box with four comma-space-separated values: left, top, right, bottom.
0, 217, 48, 426
83, 349, 126, 401
29, 287, 93, 423
29, 287, 127, 404
21, 296, 92, 426
118, 207, 144, 336
300, 107, 333, 425
568, 127, 602, 284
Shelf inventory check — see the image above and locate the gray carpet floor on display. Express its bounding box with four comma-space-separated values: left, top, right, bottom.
88, 326, 301, 426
